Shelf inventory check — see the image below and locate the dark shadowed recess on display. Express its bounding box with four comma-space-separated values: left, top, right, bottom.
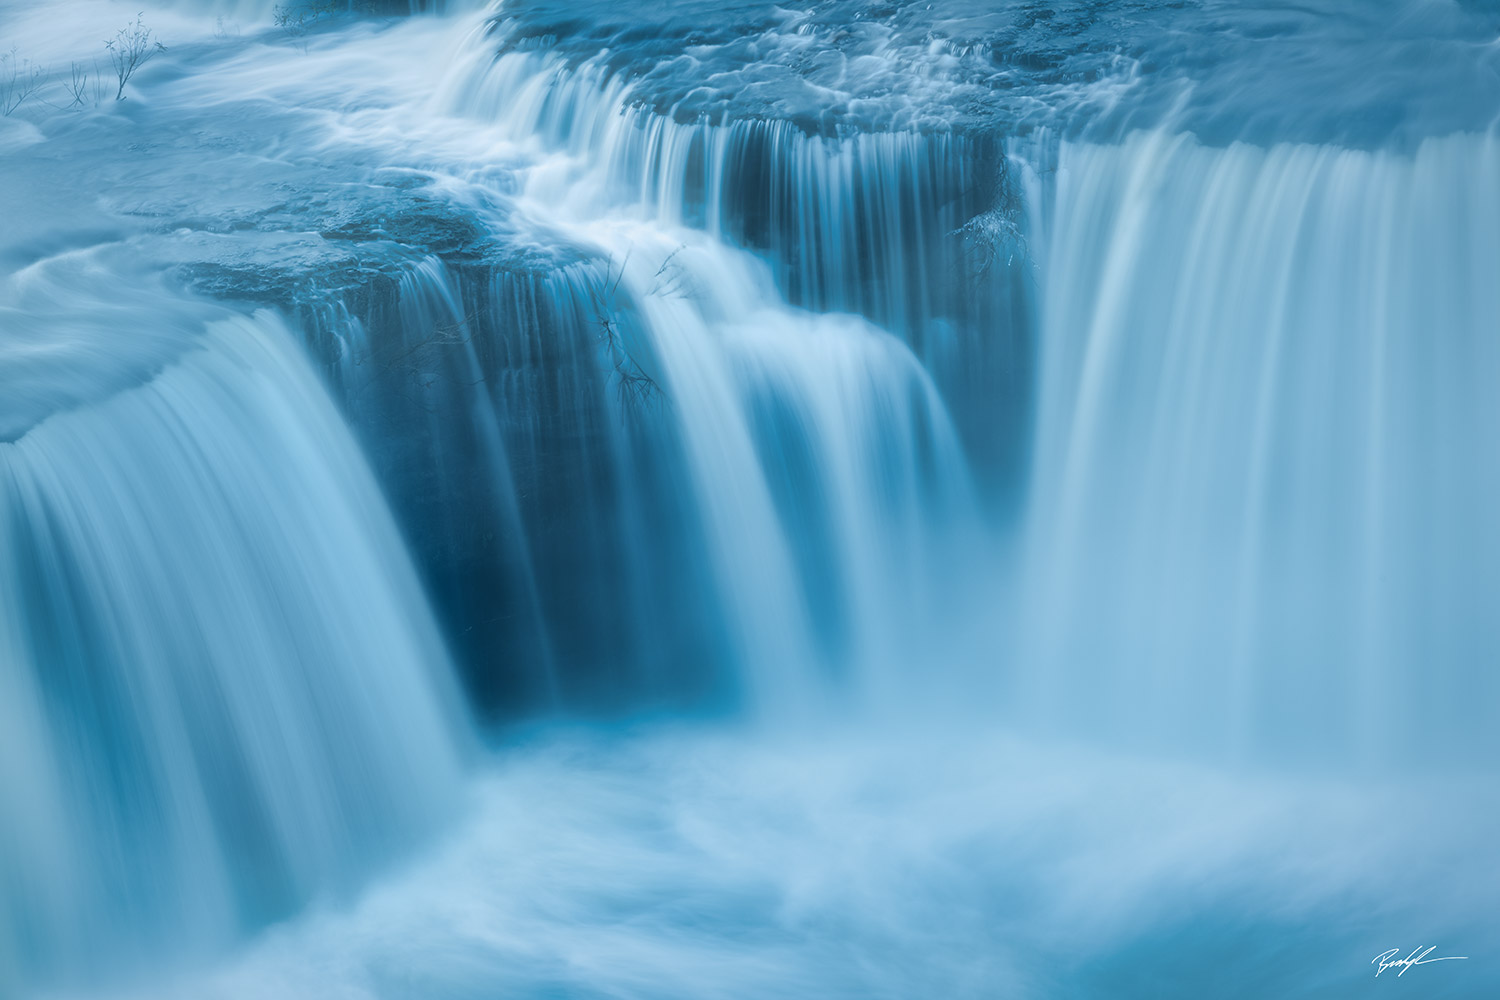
181, 198, 733, 723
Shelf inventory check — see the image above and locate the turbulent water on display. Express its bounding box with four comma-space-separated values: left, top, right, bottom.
2, 0, 1497, 997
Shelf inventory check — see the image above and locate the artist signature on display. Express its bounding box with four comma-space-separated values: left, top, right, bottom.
1372, 947, 1468, 977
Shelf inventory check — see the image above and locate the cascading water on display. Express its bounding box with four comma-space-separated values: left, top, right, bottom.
1010, 129, 1500, 763
0, 275, 465, 992
3, 0, 1498, 996
581, 231, 978, 709
442, 40, 1029, 490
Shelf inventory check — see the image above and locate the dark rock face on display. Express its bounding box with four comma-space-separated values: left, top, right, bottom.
153, 18, 1036, 720
186, 235, 733, 720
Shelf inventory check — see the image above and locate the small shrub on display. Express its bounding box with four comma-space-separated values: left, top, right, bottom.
104, 14, 165, 101
1, 48, 45, 116
59, 62, 99, 110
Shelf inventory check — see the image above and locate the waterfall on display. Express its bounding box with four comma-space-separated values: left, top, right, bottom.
166, 32, 995, 720
442, 44, 1031, 494
4, 0, 1498, 995
591, 232, 978, 710
304, 7, 1500, 758
294, 229, 980, 717
1010, 129, 1500, 762
0, 304, 466, 991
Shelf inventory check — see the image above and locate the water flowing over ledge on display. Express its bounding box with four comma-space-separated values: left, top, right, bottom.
1, 305, 465, 992
2, 0, 1498, 996
1007, 128, 1500, 763
442, 42, 1032, 492
210, 235, 982, 721
424, 12, 1500, 761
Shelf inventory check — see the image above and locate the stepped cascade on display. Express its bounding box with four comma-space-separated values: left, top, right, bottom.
1, 0, 1496, 996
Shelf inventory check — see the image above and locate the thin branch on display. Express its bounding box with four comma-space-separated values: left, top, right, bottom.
1, 48, 45, 116
104, 14, 165, 101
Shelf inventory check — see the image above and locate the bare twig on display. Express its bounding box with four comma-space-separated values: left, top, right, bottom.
104, 15, 165, 101
1, 48, 45, 116
588, 251, 665, 414
62, 62, 90, 109
647, 245, 693, 297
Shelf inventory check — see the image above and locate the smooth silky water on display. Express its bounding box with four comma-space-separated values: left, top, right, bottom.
1, 1, 1496, 997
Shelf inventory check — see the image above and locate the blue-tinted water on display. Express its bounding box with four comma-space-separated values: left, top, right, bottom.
1, 0, 1496, 996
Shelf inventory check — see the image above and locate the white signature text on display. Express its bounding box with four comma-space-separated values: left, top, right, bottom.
1372, 947, 1468, 977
